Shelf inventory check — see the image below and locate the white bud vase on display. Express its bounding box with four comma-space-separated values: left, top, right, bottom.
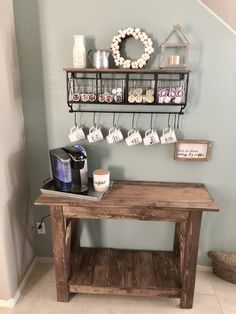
73, 35, 86, 68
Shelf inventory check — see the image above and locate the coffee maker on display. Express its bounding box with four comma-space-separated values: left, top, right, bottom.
49, 145, 88, 194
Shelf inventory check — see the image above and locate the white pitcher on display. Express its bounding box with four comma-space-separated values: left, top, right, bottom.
88, 50, 110, 69
73, 35, 86, 68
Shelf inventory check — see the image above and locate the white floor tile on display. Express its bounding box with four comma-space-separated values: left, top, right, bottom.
27, 262, 55, 286
216, 295, 236, 314
152, 295, 223, 314
2, 263, 236, 314
210, 273, 236, 314
195, 270, 216, 295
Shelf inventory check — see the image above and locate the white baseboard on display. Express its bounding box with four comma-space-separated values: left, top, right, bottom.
36, 256, 53, 263
197, 264, 213, 272
0, 258, 37, 308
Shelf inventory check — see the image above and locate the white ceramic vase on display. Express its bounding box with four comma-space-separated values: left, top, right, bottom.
73, 35, 86, 68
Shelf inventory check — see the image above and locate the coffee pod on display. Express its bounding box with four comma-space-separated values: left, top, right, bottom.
174, 96, 182, 104
146, 89, 154, 96
176, 88, 184, 97
169, 88, 177, 98
89, 93, 96, 102
114, 94, 122, 103
158, 88, 167, 97
128, 94, 136, 103
164, 96, 171, 103
135, 95, 143, 103
142, 95, 147, 103
105, 94, 113, 103
98, 94, 106, 102
146, 95, 154, 103
72, 93, 80, 101
136, 87, 143, 95
81, 93, 89, 102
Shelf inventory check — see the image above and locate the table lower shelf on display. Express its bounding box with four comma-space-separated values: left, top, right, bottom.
69, 248, 181, 298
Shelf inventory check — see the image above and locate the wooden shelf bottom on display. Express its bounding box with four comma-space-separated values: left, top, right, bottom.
69, 248, 181, 298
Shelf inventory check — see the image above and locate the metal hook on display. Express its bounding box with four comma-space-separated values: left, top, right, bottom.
74, 112, 77, 127
168, 113, 171, 129
132, 113, 135, 129
150, 113, 153, 129
93, 112, 96, 126
113, 112, 116, 128
174, 114, 177, 130
177, 114, 180, 130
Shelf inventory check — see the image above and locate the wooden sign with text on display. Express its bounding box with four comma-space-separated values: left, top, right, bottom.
174, 140, 211, 161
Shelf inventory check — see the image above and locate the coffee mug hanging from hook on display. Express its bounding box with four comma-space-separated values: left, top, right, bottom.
68, 112, 86, 143
125, 113, 142, 146
106, 113, 123, 144
160, 114, 177, 144
143, 113, 160, 146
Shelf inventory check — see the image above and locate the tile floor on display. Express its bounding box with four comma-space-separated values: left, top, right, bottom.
0, 262, 236, 314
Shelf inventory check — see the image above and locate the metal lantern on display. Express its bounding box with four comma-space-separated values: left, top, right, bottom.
159, 24, 190, 68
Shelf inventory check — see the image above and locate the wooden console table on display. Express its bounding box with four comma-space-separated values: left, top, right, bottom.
35, 181, 219, 308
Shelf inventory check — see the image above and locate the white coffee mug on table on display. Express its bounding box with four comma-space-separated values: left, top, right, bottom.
68, 125, 85, 142
125, 129, 142, 146
93, 168, 110, 192
143, 129, 160, 146
160, 127, 177, 144
87, 124, 104, 143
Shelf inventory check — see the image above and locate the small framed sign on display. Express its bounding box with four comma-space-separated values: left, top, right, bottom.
174, 140, 212, 161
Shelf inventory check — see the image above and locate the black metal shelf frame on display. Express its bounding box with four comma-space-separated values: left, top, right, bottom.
65, 68, 190, 116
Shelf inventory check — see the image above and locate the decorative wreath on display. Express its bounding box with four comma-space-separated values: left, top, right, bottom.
111, 27, 154, 69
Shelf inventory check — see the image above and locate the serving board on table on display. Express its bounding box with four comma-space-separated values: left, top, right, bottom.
40, 178, 113, 202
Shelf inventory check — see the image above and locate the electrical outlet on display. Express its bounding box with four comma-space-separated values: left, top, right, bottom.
36, 222, 46, 234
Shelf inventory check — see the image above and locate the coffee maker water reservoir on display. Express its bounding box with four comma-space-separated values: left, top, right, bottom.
49, 145, 88, 194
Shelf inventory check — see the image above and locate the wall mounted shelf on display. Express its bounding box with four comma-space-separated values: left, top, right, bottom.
63, 68, 190, 115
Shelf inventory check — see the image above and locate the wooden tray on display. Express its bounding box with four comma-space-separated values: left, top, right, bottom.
40, 178, 113, 202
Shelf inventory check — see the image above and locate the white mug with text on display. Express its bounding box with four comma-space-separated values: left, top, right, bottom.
160, 127, 177, 144
87, 125, 104, 143
125, 129, 142, 146
143, 129, 160, 146
106, 126, 123, 144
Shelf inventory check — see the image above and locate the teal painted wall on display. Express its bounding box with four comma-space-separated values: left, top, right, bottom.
13, 0, 236, 264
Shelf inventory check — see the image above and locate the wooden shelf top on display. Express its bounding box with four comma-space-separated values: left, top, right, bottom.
69, 248, 181, 297
63, 67, 191, 74
35, 180, 219, 213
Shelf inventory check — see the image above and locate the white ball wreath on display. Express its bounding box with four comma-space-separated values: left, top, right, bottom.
111, 27, 154, 69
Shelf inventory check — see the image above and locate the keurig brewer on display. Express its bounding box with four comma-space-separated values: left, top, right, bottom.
49, 145, 88, 194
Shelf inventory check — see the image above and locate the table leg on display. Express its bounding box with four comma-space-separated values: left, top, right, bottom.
173, 222, 181, 259
180, 211, 202, 309
50, 205, 70, 302
173, 221, 187, 282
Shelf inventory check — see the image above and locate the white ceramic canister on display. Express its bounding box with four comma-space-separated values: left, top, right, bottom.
73, 35, 86, 68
